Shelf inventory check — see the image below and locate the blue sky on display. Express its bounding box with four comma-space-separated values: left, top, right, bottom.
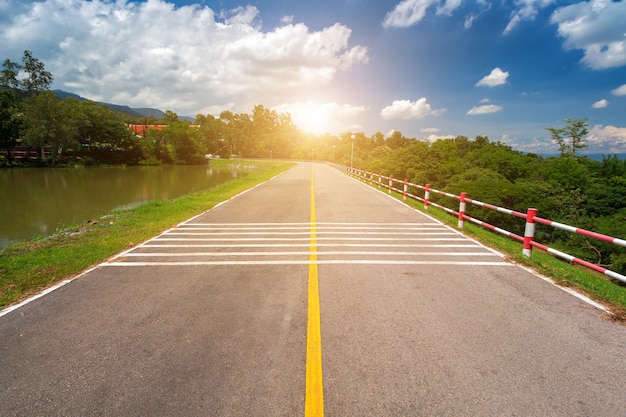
1, 0, 625, 154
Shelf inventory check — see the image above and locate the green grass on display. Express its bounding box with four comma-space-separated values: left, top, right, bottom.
0, 160, 294, 309
361, 178, 626, 320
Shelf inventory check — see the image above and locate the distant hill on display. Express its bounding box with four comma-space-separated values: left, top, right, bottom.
537, 153, 626, 161
583, 153, 626, 161
53, 90, 167, 120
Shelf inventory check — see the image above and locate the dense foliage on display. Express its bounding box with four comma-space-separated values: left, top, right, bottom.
1, 52, 625, 276
327, 131, 626, 278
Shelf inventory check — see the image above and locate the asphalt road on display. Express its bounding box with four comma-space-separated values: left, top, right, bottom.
1, 162, 625, 417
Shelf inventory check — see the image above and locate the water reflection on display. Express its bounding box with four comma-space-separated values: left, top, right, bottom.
0, 164, 245, 249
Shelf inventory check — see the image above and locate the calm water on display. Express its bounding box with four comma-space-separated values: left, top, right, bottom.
0, 164, 244, 250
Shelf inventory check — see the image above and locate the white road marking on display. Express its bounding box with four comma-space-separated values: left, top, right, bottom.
155, 237, 467, 242
122, 251, 499, 257
142, 243, 481, 248
106, 222, 508, 266
105, 260, 514, 266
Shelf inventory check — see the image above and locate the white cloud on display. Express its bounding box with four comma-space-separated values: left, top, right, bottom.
587, 125, 626, 153
383, 0, 464, 28
467, 104, 503, 115
504, 0, 556, 35
464, 13, 478, 29
273, 101, 368, 135
476, 68, 509, 87
612, 84, 626, 96
425, 134, 455, 143
551, 0, 626, 70
592, 99, 608, 109
0, 0, 368, 116
383, 0, 437, 28
380, 98, 445, 120
421, 127, 440, 133
437, 0, 463, 16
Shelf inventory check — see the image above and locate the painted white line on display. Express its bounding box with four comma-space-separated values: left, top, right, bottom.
177, 226, 444, 231
154, 237, 469, 242
180, 221, 442, 227
163, 231, 458, 236
105, 260, 514, 266
122, 251, 499, 257
0, 280, 73, 318
0, 264, 103, 318
142, 243, 481, 248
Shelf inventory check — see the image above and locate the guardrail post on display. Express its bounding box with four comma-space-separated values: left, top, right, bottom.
388, 175, 393, 194
378, 173, 382, 188
523, 208, 537, 258
424, 184, 431, 210
403, 179, 408, 201
458, 192, 466, 229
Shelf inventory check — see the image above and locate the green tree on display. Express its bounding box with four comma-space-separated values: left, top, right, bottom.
20, 50, 53, 97
546, 117, 589, 159
0, 58, 22, 91
76, 101, 141, 164
196, 114, 225, 157
0, 90, 21, 165
1, 51, 53, 164
22, 92, 80, 164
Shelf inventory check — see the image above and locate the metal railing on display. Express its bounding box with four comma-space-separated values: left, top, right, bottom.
342, 165, 626, 284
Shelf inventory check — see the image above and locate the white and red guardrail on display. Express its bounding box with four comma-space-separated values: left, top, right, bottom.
342, 165, 626, 284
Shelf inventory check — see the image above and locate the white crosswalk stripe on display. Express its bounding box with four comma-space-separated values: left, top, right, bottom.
105, 222, 512, 267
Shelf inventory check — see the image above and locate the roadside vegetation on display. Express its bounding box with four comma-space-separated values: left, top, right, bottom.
0, 160, 294, 309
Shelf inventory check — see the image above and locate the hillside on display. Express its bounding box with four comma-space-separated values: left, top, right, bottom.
53, 90, 165, 120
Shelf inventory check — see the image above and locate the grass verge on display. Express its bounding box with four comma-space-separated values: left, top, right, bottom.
362, 178, 626, 321
0, 160, 295, 309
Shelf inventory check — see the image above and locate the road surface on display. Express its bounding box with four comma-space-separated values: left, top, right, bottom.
1, 162, 625, 416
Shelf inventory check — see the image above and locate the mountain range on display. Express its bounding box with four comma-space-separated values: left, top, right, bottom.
53, 90, 192, 122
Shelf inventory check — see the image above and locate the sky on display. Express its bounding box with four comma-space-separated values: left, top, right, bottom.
1, 0, 625, 155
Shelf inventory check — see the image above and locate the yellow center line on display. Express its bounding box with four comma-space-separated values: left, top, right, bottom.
305, 166, 324, 417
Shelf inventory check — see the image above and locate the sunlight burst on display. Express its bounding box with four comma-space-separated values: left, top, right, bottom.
291, 104, 332, 135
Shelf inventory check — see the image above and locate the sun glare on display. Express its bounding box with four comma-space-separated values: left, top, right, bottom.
290, 103, 332, 136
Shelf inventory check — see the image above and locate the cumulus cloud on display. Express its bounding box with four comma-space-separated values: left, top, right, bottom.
592, 99, 608, 109
383, 0, 463, 28
380, 98, 445, 120
612, 84, 626, 96
0, 0, 368, 116
587, 125, 626, 153
551, 0, 626, 70
476, 68, 509, 87
467, 104, 503, 115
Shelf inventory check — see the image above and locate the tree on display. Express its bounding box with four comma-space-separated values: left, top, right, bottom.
20, 50, 53, 97
22, 92, 80, 164
546, 117, 589, 159
1, 51, 53, 164
0, 58, 22, 91
0, 90, 21, 165
76, 101, 141, 164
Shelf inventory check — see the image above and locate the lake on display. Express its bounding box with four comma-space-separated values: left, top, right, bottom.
0, 164, 245, 250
